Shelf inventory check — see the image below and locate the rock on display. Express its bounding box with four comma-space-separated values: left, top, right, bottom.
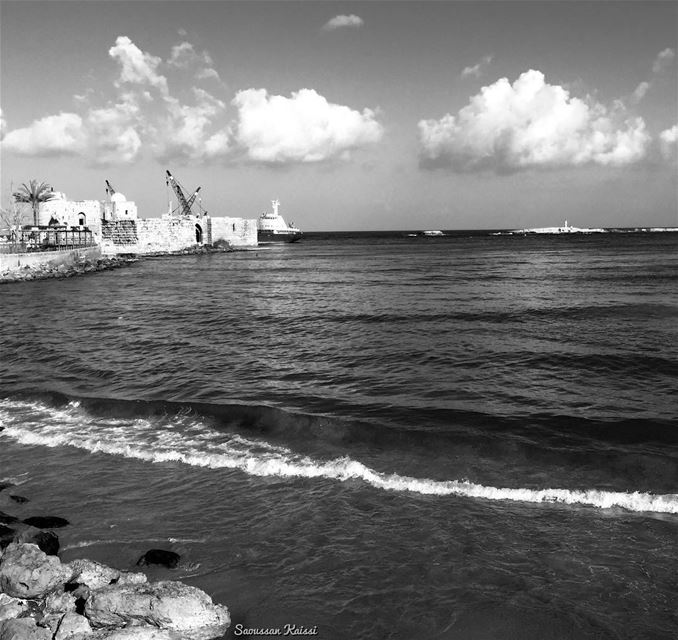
88, 628, 176, 640
44, 591, 76, 616
0, 594, 26, 622
0, 527, 15, 550
23, 516, 69, 529
31, 531, 59, 556
66, 559, 147, 590
0, 514, 18, 527
0, 485, 13, 494
136, 549, 180, 569
9, 524, 58, 555
0, 617, 52, 640
0, 543, 71, 599
7, 497, 27, 505
85, 580, 230, 637
54, 612, 92, 640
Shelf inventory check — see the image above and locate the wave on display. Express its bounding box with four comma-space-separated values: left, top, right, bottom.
1, 396, 677, 515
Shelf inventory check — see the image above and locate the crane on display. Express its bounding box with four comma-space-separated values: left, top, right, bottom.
105, 180, 116, 198
166, 170, 203, 217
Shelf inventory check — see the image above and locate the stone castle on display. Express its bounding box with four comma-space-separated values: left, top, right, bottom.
35, 188, 258, 255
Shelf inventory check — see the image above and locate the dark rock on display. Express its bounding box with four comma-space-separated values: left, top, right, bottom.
0, 512, 18, 525
31, 531, 60, 556
0, 525, 16, 549
8, 496, 28, 504
23, 516, 69, 529
136, 549, 180, 569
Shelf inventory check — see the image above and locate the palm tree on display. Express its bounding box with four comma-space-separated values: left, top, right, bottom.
12, 180, 56, 227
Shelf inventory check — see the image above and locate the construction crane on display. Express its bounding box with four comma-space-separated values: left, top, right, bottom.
165, 170, 203, 217
105, 180, 116, 198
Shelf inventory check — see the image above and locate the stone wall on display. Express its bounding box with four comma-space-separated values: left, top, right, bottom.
100, 216, 206, 255
210, 216, 258, 248
0, 246, 102, 273
101, 215, 257, 255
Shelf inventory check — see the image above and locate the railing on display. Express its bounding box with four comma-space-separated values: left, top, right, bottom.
0, 227, 96, 254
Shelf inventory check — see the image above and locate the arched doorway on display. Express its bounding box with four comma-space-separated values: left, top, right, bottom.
78, 212, 86, 226
195, 223, 203, 244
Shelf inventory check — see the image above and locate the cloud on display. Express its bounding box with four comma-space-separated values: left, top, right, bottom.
322, 14, 364, 31
631, 47, 676, 104
2, 36, 381, 167
659, 124, 678, 160
461, 55, 493, 79
418, 70, 650, 173
632, 81, 650, 103
652, 48, 675, 74
109, 36, 168, 95
86, 94, 142, 165
153, 88, 227, 162
196, 67, 221, 82
231, 88, 383, 163
168, 41, 221, 82
2, 112, 86, 156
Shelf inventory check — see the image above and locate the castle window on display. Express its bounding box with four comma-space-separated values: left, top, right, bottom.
78, 212, 86, 226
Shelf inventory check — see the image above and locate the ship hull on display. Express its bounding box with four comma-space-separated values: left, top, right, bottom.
257, 230, 302, 244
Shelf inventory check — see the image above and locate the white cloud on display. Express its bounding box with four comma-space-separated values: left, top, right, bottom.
418, 70, 650, 173
109, 36, 168, 95
322, 14, 364, 31
196, 67, 221, 82
2, 112, 86, 156
659, 124, 678, 160
153, 88, 226, 161
652, 48, 675, 74
461, 55, 493, 79
86, 95, 142, 165
168, 41, 221, 83
232, 88, 383, 163
632, 81, 650, 103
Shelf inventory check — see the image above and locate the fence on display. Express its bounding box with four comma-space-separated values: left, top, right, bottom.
0, 227, 95, 253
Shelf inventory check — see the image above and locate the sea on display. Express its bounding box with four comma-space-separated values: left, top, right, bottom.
1, 230, 677, 640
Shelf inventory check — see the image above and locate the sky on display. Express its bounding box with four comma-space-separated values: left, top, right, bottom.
1, 0, 676, 231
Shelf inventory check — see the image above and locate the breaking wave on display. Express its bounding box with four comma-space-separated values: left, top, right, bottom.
1, 397, 677, 514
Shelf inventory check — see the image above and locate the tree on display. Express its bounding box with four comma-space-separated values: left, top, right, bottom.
12, 180, 56, 227
0, 199, 27, 234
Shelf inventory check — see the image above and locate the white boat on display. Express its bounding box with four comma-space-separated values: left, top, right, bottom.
422, 230, 444, 236
257, 200, 302, 244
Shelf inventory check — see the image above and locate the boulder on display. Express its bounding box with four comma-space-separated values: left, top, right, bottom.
0, 594, 26, 622
66, 559, 147, 590
23, 516, 69, 529
0, 527, 15, 550
136, 549, 180, 569
44, 591, 77, 616
0, 617, 52, 640
31, 531, 60, 557
85, 580, 230, 637
54, 612, 92, 640
0, 543, 71, 599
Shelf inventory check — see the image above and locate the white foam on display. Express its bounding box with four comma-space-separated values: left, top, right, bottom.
1, 398, 677, 514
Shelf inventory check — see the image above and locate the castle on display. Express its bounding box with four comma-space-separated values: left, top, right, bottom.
32, 186, 257, 255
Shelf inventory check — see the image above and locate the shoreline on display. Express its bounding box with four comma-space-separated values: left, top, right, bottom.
0, 482, 230, 639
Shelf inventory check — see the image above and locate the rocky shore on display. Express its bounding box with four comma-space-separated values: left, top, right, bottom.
0, 485, 230, 640
0, 256, 138, 285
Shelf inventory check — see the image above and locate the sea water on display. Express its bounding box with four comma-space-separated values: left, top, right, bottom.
1, 231, 677, 639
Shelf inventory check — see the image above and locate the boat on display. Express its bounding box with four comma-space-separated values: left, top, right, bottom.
257, 199, 302, 244
422, 230, 444, 237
